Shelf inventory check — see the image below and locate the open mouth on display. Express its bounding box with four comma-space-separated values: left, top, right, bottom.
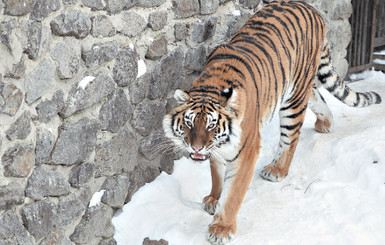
190, 152, 210, 161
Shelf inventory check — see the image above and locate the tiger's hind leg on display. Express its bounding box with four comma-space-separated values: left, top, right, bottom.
308, 85, 334, 133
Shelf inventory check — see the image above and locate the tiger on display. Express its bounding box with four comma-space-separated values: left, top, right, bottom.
162, 1, 382, 244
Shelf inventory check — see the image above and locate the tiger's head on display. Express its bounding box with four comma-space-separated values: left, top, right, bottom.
163, 88, 241, 162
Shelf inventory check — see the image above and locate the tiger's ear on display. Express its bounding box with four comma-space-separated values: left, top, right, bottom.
174, 89, 190, 104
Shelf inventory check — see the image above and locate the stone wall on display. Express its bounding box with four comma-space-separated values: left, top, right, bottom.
0, 0, 352, 244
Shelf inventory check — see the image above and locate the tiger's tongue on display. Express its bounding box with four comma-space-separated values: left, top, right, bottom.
191, 153, 205, 160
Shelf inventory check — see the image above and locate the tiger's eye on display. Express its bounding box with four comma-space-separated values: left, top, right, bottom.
185, 121, 192, 128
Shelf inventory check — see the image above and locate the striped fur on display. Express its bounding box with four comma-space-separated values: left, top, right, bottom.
162, 1, 381, 244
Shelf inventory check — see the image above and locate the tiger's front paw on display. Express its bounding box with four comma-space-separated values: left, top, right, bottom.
260, 165, 288, 182
207, 223, 235, 245
203, 195, 218, 215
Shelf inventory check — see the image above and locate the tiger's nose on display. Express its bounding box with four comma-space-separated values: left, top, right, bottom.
192, 145, 204, 152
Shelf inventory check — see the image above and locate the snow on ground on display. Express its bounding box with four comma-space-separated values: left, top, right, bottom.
113, 69, 385, 245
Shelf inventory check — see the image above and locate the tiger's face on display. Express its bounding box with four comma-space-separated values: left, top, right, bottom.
163, 89, 239, 162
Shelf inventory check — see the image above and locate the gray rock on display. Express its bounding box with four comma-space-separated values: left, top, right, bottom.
95, 127, 138, 176
21, 199, 58, 240
6, 111, 32, 141
50, 9, 91, 39
69, 162, 96, 188
148, 47, 184, 100
0, 83, 23, 116
332, 0, 353, 20
101, 175, 130, 208
226, 13, 252, 38
35, 127, 56, 165
139, 130, 166, 161
174, 23, 187, 42
30, 0, 61, 21
129, 72, 150, 105
200, 0, 219, 15
0, 210, 34, 245
3, 0, 35, 16
25, 21, 52, 60
5, 57, 26, 79
63, 0, 78, 4
105, 0, 136, 15
82, 0, 106, 10
148, 11, 167, 31
56, 194, 86, 228
70, 205, 114, 244
119, 12, 146, 37
143, 237, 169, 245
25, 166, 71, 200
99, 238, 117, 245
239, 0, 260, 9
35, 90, 65, 123
75, 186, 92, 207
191, 17, 217, 43
99, 88, 132, 133
0, 182, 24, 210
172, 0, 199, 18
137, 0, 165, 7
185, 45, 207, 72
2, 143, 35, 178
145, 35, 168, 60
52, 38, 81, 79
126, 164, 159, 202
82, 41, 118, 68
91, 15, 116, 38
60, 68, 116, 118
39, 229, 72, 245
24, 58, 55, 104
219, 0, 231, 4
0, 20, 15, 52
51, 118, 100, 165
113, 46, 138, 87
131, 100, 166, 136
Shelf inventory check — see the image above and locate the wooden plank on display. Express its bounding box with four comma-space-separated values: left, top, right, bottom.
374, 36, 385, 48
374, 63, 385, 72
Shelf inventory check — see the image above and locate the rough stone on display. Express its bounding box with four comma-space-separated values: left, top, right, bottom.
0, 182, 24, 210
119, 12, 146, 37
0, 20, 16, 52
56, 194, 86, 228
82, 41, 118, 68
51, 118, 100, 165
5, 57, 26, 79
50, 9, 91, 39
226, 13, 252, 38
129, 72, 150, 105
139, 130, 165, 161
60, 68, 116, 117
148, 11, 167, 31
0, 83, 23, 116
6, 111, 32, 141
191, 17, 217, 43
25, 166, 71, 200
82, 0, 106, 10
70, 205, 114, 244
3, 0, 35, 16
95, 127, 138, 176
174, 23, 187, 42
148, 47, 184, 100
185, 45, 207, 71
24, 58, 55, 104
172, 0, 200, 18
52, 38, 81, 79
21, 199, 58, 240
25, 21, 52, 60
143, 238, 169, 245
75, 186, 93, 207
219, 0, 231, 4
35, 90, 65, 123
2, 143, 35, 178
105, 0, 137, 15
137, 0, 165, 7
113, 46, 138, 87
0, 210, 34, 245
63, 0, 78, 4
131, 100, 166, 136
69, 162, 96, 188
39, 229, 72, 245
101, 175, 130, 208
145, 35, 168, 60
331, 0, 353, 20
35, 127, 56, 165
200, 0, 219, 15
126, 164, 159, 202
30, 0, 61, 21
99, 238, 117, 245
239, 0, 260, 9
99, 88, 132, 133
91, 15, 116, 38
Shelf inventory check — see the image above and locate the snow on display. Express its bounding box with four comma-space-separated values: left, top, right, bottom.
89, 190, 105, 207
77, 76, 95, 90
374, 50, 385, 55
232, 10, 241, 16
113, 70, 385, 245
137, 60, 146, 78
373, 58, 385, 65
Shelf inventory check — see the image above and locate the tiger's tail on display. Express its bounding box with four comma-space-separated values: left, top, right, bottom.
317, 44, 382, 107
